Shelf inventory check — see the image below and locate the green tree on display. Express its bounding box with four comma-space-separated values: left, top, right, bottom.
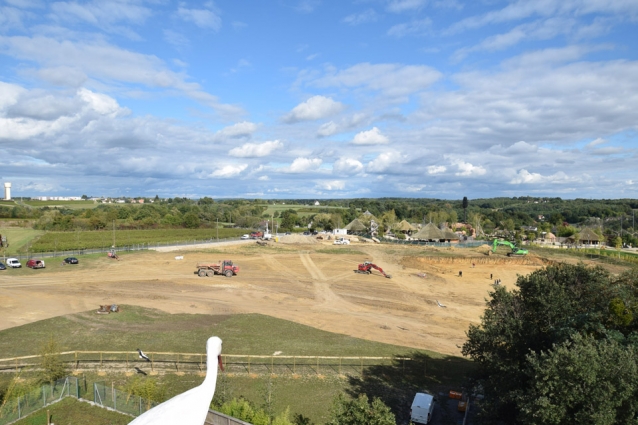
463, 264, 638, 424
326, 393, 395, 425
38, 338, 67, 385
183, 212, 201, 229
462, 196, 469, 223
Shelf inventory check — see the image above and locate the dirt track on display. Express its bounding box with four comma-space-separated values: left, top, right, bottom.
0, 241, 546, 356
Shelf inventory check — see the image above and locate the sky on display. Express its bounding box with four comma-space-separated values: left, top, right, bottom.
1, 0, 637, 200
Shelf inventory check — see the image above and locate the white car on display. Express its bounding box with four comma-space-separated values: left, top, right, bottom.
333, 238, 350, 245
6, 258, 22, 268
240, 234, 250, 239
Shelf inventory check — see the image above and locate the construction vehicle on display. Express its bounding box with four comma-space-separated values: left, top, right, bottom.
355, 261, 392, 278
196, 260, 239, 277
492, 239, 528, 256
107, 249, 119, 260
250, 231, 263, 239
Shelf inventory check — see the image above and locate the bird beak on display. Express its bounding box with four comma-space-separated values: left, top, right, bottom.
218, 355, 224, 372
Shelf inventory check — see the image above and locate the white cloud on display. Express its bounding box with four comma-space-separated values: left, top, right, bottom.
586, 137, 607, 148
387, 19, 432, 37
367, 152, 404, 173
216, 121, 258, 139
352, 127, 389, 145
510, 169, 543, 184
427, 165, 446, 174
343, 9, 378, 25
308, 63, 442, 97
0, 35, 242, 117
451, 159, 486, 176
288, 157, 322, 173
177, 6, 221, 30
316, 180, 345, 190
282, 95, 344, 123
229, 140, 283, 157
258, 175, 269, 181
387, 0, 427, 13
295, 0, 321, 13
317, 121, 338, 137
333, 158, 364, 175
211, 164, 248, 178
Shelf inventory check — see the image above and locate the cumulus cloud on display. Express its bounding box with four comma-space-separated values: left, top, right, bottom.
211, 164, 248, 178
288, 157, 322, 173
317, 121, 338, 137
352, 127, 389, 145
229, 140, 283, 157
367, 152, 404, 173
316, 180, 345, 190
586, 137, 607, 148
450, 159, 486, 176
333, 158, 364, 175
510, 169, 581, 185
216, 121, 258, 139
282, 95, 344, 123
427, 165, 446, 174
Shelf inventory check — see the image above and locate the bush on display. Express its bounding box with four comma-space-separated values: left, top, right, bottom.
326, 393, 395, 425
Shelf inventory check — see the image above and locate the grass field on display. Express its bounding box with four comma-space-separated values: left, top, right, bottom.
21, 200, 97, 209
0, 228, 45, 253
0, 306, 474, 424
24, 228, 248, 253
11, 397, 130, 425
261, 203, 347, 217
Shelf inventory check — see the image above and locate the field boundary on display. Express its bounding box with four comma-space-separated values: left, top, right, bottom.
0, 351, 411, 377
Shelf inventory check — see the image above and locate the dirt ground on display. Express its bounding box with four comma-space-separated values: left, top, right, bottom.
0, 240, 555, 356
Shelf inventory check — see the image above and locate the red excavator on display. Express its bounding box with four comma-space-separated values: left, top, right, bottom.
355, 261, 392, 278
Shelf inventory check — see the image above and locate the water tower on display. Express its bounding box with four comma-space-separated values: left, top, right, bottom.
4, 183, 11, 201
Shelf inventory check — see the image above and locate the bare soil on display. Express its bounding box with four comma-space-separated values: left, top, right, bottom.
0, 241, 572, 356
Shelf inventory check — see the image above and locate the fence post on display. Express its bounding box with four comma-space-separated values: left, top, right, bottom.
339, 357, 342, 375
248, 356, 251, 374
293, 356, 295, 375
43, 385, 46, 406
18, 396, 21, 418
316, 356, 319, 375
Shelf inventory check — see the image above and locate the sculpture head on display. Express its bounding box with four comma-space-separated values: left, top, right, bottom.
207, 336, 224, 372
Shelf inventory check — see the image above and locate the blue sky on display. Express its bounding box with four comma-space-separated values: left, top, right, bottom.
1, 0, 637, 199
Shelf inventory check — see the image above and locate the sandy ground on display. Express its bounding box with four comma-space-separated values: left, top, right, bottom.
0, 240, 548, 356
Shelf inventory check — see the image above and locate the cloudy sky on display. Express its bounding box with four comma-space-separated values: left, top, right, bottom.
1, 0, 637, 199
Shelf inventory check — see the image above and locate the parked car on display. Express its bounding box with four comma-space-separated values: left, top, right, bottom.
64, 257, 79, 264
6, 258, 21, 268
240, 234, 251, 240
333, 238, 351, 245
27, 259, 46, 269
0, 262, 6, 270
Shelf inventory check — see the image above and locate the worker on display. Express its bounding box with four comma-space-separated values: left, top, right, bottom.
459, 270, 462, 277
490, 273, 493, 280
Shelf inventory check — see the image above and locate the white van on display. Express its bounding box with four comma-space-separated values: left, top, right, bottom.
6, 258, 22, 268
411, 392, 434, 424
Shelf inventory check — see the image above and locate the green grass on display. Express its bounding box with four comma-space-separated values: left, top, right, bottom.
261, 203, 347, 218
0, 228, 45, 253
0, 307, 473, 424
22, 200, 97, 209
11, 397, 130, 425
26, 228, 248, 252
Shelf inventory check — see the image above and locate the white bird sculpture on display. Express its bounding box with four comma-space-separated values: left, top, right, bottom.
129, 336, 224, 425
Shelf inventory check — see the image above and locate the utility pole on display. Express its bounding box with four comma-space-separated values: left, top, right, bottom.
216, 217, 219, 240
112, 220, 116, 248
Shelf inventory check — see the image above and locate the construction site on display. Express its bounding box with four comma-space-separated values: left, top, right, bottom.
0, 235, 552, 356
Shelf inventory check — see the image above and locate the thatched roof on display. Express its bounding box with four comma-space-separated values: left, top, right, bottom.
413, 223, 445, 240
394, 220, 416, 232
578, 228, 601, 241
442, 228, 460, 240
359, 211, 379, 223
345, 218, 367, 232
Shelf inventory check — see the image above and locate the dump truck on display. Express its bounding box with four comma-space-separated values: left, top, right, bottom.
196, 260, 239, 277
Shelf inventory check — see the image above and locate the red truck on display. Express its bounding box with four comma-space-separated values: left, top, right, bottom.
250, 231, 263, 239
196, 260, 239, 277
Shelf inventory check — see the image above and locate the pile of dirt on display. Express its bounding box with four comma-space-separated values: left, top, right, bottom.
401, 255, 547, 267
476, 244, 492, 254
278, 234, 319, 244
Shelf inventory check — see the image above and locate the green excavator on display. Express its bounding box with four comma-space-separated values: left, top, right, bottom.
492, 239, 528, 256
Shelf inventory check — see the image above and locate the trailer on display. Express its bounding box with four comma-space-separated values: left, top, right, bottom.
196, 260, 239, 277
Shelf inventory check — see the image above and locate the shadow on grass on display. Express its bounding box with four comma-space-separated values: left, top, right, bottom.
346, 351, 475, 424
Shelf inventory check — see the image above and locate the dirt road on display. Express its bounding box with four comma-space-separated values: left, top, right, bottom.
0, 241, 545, 356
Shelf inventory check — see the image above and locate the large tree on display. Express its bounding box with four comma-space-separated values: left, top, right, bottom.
463, 264, 638, 424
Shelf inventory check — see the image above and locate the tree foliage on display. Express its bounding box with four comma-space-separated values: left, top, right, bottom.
463, 264, 638, 424
38, 338, 67, 385
326, 393, 395, 425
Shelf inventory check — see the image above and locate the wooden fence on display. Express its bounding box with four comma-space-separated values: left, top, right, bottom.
0, 351, 410, 376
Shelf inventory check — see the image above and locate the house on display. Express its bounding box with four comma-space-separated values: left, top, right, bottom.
413, 223, 445, 242
577, 228, 602, 246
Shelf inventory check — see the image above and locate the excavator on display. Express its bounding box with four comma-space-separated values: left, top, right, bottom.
355, 261, 392, 278
492, 239, 528, 256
